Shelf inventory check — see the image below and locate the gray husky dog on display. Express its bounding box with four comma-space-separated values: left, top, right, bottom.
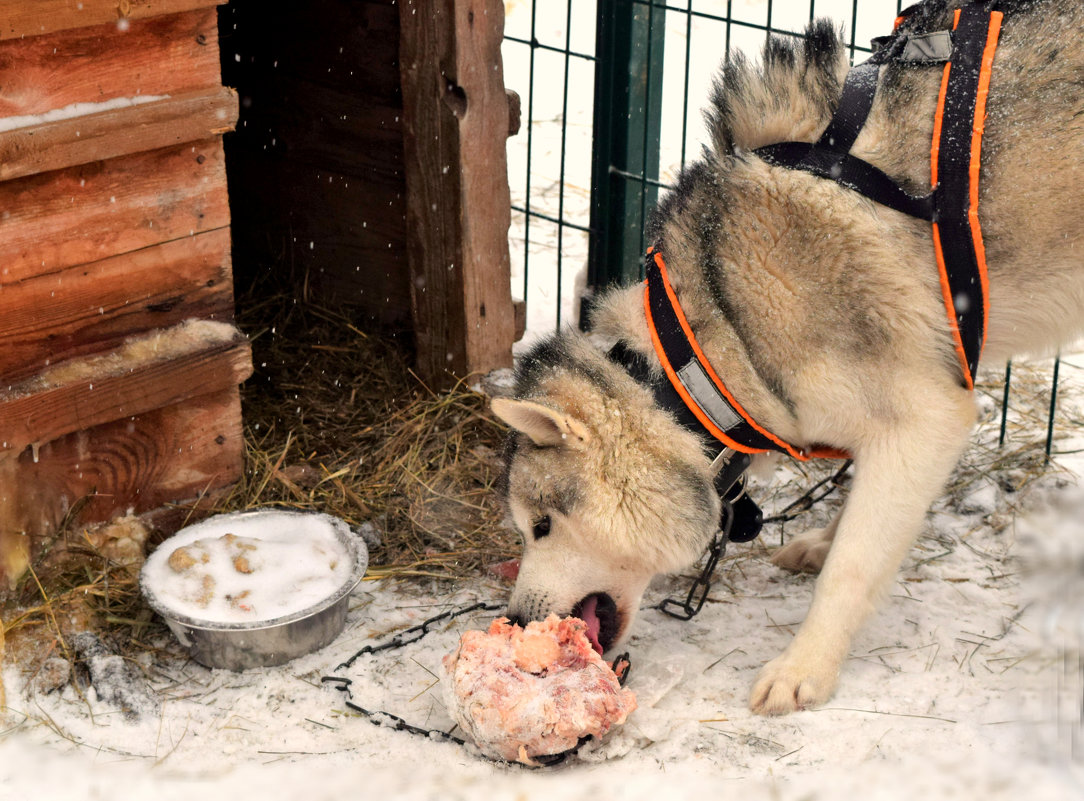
492, 0, 1084, 715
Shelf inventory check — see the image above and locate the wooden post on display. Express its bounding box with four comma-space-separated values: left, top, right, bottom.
399, 0, 514, 388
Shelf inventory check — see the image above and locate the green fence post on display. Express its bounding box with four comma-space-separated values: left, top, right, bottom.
584, 0, 666, 326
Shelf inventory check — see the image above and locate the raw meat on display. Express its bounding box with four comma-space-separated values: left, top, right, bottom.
442, 615, 637, 765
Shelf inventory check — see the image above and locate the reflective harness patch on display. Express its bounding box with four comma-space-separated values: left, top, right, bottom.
642, 1, 1003, 461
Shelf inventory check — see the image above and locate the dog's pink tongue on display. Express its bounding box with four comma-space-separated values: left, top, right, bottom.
578, 595, 603, 655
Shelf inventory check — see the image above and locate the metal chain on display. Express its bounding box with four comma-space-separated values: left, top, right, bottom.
657, 460, 852, 620
762, 460, 852, 525
332, 601, 503, 671
657, 500, 733, 620
321, 601, 502, 748
322, 600, 632, 766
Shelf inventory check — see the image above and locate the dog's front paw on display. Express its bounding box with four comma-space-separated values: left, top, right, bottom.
770, 529, 832, 573
749, 651, 839, 716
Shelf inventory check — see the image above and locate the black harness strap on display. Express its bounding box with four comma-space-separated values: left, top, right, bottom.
753, 0, 1002, 389
818, 60, 879, 153
756, 60, 937, 221
931, 3, 1000, 385
755, 140, 936, 221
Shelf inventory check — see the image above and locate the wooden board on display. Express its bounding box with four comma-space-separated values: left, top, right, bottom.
399, 0, 515, 385
0, 228, 235, 383
0, 8, 222, 119
0, 86, 238, 182
0, 385, 244, 590
0, 138, 230, 284
0, 335, 252, 453
219, 0, 401, 106
0, 0, 223, 41
226, 147, 411, 327
19, 386, 243, 523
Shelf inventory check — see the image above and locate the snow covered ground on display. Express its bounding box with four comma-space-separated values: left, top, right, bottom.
2, 356, 1083, 800
3, 3, 1084, 799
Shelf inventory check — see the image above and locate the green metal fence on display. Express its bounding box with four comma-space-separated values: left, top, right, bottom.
501, 0, 1071, 457
501, 1, 902, 336
587, 0, 906, 290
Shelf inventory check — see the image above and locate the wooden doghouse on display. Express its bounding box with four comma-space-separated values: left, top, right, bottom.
221, 0, 517, 382
0, 0, 517, 594
0, 0, 249, 591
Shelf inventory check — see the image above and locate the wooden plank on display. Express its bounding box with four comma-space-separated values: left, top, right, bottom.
225, 75, 401, 183
0, 86, 238, 182
0, 229, 235, 383
0, 0, 222, 42
399, 0, 515, 386
220, 0, 401, 106
226, 151, 412, 325
0, 325, 252, 453
0, 385, 244, 591
0, 8, 222, 118
22, 387, 243, 523
0, 138, 230, 284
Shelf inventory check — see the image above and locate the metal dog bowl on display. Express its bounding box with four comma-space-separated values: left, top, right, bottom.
140, 509, 368, 670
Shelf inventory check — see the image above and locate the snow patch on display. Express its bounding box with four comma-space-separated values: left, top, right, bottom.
0, 95, 168, 133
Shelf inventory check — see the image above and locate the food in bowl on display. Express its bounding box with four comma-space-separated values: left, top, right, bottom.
144, 516, 352, 623
140, 510, 367, 669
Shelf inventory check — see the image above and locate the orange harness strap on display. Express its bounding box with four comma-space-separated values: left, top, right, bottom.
643, 249, 847, 461
929, 6, 1002, 389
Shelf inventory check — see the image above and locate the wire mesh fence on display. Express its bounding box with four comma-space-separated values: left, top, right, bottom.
501, 0, 905, 341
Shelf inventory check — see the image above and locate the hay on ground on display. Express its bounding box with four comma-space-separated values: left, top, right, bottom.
2, 297, 518, 666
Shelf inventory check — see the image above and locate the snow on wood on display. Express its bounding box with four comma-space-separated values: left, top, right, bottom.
0, 88, 238, 182
0, 95, 166, 134
0, 8, 222, 119
0, 320, 251, 451
0, 227, 235, 384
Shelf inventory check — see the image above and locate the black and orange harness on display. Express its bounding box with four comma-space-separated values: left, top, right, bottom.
611, 2, 1005, 570
636, 0, 1003, 468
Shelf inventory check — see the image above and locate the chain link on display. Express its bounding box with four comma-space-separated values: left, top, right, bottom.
322, 600, 632, 765
762, 460, 852, 525
657, 460, 852, 620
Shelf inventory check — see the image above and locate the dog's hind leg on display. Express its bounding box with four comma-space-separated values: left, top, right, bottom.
750, 384, 976, 715
770, 510, 842, 573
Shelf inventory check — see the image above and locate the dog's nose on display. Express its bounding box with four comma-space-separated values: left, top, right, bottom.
505, 612, 528, 628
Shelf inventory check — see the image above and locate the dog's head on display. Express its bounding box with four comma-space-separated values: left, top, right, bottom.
491, 333, 720, 654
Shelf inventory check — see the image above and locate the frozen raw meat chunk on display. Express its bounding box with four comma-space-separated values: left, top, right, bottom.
442, 615, 636, 765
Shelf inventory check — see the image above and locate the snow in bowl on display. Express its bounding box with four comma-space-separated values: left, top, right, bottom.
140, 509, 368, 669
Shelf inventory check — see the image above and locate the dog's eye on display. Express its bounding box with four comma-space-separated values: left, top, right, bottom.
531, 516, 551, 540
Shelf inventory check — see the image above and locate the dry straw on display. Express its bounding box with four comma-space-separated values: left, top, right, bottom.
2, 296, 518, 662
222, 299, 517, 581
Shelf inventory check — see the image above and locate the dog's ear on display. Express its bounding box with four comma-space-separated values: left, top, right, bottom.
490, 398, 591, 449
